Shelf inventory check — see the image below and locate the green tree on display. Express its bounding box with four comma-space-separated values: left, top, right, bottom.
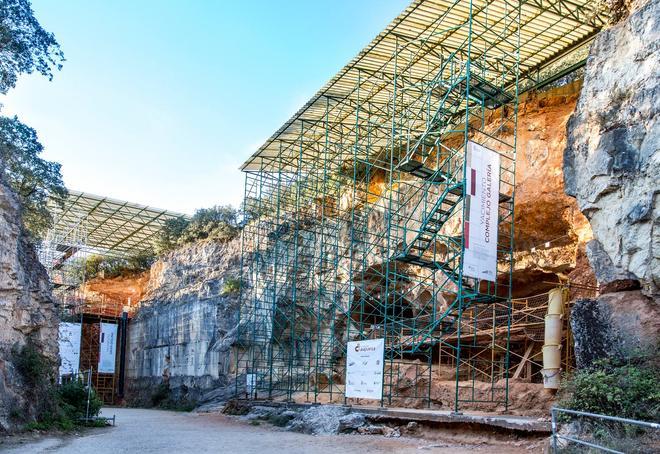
178, 205, 239, 244
153, 206, 240, 255
154, 216, 190, 255
0, 115, 67, 239
0, 0, 65, 240
0, 0, 64, 94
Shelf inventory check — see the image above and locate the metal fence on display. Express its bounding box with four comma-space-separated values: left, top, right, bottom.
551, 407, 660, 453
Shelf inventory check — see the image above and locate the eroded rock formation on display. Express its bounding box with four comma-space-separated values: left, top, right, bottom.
125, 238, 242, 405
0, 183, 58, 432
564, 0, 659, 368
565, 0, 659, 298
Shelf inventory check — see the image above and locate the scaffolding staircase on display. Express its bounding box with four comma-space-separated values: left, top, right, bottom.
385, 63, 517, 356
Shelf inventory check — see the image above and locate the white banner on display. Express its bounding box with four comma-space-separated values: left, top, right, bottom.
464, 141, 501, 282
246, 373, 257, 394
58, 322, 81, 378
98, 322, 117, 374
345, 338, 384, 400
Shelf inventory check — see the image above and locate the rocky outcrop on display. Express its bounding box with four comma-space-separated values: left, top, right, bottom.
510, 81, 595, 295
126, 238, 242, 405
83, 272, 150, 312
0, 183, 58, 432
127, 82, 602, 409
571, 291, 660, 368
564, 0, 659, 297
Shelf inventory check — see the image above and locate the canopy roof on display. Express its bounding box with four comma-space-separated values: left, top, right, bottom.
47, 190, 189, 257
241, 0, 606, 172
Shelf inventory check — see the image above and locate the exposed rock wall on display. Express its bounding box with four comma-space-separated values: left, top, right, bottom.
0, 183, 58, 432
126, 82, 601, 406
564, 0, 659, 297
571, 291, 660, 369
510, 81, 596, 295
126, 238, 241, 405
83, 272, 150, 311
564, 1, 659, 369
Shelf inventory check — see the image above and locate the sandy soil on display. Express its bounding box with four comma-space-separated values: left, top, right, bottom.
0, 407, 546, 453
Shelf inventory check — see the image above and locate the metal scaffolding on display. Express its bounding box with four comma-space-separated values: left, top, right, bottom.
236, 0, 605, 411
40, 190, 188, 404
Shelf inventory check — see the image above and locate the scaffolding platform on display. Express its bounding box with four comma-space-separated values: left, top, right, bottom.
235, 0, 606, 412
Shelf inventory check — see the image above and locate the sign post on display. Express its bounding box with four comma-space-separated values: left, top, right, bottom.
345, 338, 385, 400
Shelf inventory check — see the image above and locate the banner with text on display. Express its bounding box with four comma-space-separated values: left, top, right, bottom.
98, 322, 117, 374
58, 322, 81, 378
464, 141, 501, 281
345, 338, 384, 400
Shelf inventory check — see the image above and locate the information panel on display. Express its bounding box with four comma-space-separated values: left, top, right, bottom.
58, 322, 81, 378
345, 338, 384, 400
464, 141, 501, 282
98, 322, 117, 374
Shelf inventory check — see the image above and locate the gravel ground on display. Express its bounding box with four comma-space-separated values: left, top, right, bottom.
0, 407, 541, 453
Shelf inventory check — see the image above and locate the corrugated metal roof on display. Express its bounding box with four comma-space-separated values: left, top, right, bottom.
46, 190, 189, 256
241, 0, 605, 172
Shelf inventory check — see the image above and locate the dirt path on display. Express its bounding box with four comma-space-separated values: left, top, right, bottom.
0, 408, 544, 453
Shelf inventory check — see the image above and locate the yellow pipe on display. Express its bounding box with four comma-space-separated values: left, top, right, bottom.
543, 287, 567, 389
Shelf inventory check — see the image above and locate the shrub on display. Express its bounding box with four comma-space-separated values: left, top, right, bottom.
154, 205, 240, 255
12, 342, 52, 387
13, 343, 103, 430
58, 380, 102, 421
68, 251, 155, 282
154, 216, 190, 255
177, 206, 239, 244
151, 383, 170, 406
559, 355, 660, 422
222, 278, 241, 295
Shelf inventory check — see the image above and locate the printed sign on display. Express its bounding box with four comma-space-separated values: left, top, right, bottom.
246, 373, 257, 395
58, 322, 81, 378
463, 141, 501, 282
98, 322, 117, 373
345, 338, 384, 400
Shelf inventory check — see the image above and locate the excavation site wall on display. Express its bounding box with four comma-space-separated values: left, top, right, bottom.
122, 2, 659, 410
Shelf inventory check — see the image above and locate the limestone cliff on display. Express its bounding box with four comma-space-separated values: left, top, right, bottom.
126, 238, 242, 405
565, 0, 659, 363
565, 0, 658, 298
0, 183, 59, 432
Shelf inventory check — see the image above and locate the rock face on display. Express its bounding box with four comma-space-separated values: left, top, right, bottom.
125, 82, 601, 408
511, 81, 595, 295
564, 0, 659, 297
571, 291, 660, 368
126, 238, 242, 405
0, 183, 58, 432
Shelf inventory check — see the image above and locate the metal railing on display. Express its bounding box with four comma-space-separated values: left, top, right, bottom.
551, 407, 660, 453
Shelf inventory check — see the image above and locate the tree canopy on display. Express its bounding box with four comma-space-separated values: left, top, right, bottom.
0, 115, 66, 239
0, 0, 65, 240
154, 205, 240, 255
0, 0, 64, 94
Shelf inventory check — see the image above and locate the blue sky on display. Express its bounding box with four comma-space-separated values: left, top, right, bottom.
1, 1, 409, 214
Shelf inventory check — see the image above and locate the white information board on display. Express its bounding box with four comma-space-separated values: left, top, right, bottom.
58, 322, 81, 378
464, 141, 501, 282
345, 338, 384, 400
246, 373, 257, 394
98, 322, 117, 373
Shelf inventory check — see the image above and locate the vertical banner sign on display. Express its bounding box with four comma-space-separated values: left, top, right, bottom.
345, 338, 384, 400
58, 322, 81, 378
246, 373, 256, 395
98, 323, 117, 373
464, 141, 501, 281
